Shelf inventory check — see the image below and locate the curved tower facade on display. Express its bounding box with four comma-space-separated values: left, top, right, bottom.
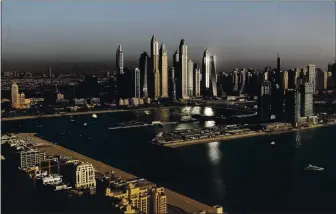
201, 50, 217, 97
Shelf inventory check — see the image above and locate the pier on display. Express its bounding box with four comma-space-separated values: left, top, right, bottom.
17, 133, 217, 214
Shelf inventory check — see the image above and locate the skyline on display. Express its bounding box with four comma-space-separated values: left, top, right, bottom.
2, 0, 336, 70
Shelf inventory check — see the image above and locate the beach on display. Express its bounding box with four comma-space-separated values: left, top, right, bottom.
17, 133, 217, 214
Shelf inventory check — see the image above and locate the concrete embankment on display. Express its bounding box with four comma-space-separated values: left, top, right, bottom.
164, 123, 336, 148
17, 133, 216, 214
165, 131, 267, 148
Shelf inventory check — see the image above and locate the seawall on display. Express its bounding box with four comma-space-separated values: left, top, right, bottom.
17, 133, 216, 214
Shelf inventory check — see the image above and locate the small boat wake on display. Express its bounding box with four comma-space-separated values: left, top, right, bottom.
304, 164, 324, 171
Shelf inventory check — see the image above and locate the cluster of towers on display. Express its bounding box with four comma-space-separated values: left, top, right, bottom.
115, 35, 217, 100
258, 54, 318, 124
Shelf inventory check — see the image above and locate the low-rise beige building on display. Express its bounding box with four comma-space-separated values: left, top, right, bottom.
106, 182, 167, 214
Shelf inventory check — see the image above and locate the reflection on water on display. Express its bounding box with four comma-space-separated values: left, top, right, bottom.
208, 141, 221, 164
175, 123, 194, 130
208, 141, 226, 199
191, 106, 201, 115
204, 107, 214, 116
181, 106, 192, 114
295, 132, 302, 148
205, 120, 216, 128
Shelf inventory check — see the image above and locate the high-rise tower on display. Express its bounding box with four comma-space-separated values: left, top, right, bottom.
116, 45, 124, 76
11, 82, 19, 107
193, 63, 201, 97
160, 44, 168, 98
177, 39, 189, 99
139, 52, 149, 97
188, 59, 194, 97
151, 35, 160, 99
134, 68, 141, 98
277, 52, 281, 72
307, 64, 316, 93
201, 50, 217, 97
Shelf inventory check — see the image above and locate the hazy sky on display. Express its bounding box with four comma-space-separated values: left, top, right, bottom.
2, 0, 336, 69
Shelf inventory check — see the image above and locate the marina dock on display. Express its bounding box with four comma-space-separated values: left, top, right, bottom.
17, 133, 217, 214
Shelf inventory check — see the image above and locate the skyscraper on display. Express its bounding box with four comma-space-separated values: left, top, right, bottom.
211, 55, 218, 97
187, 59, 194, 97
258, 80, 272, 122
139, 52, 149, 98
201, 50, 217, 97
177, 39, 189, 99
300, 83, 314, 117
238, 68, 246, 94
283, 71, 288, 90
134, 68, 141, 98
277, 52, 281, 72
193, 63, 201, 97
307, 64, 316, 93
316, 68, 328, 91
116, 45, 124, 76
11, 82, 19, 107
151, 35, 160, 99
173, 50, 179, 68
169, 67, 177, 101
285, 89, 301, 126
160, 44, 168, 98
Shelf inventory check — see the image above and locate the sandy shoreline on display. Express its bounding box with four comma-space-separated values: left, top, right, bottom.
17, 133, 216, 214
1, 106, 178, 122
164, 123, 336, 148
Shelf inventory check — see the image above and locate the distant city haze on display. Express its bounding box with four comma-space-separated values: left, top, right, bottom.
2, 0, 336, 71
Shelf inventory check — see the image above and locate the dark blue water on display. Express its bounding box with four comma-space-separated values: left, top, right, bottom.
2, 106, 336, 213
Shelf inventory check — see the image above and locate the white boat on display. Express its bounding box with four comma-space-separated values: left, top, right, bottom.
270, 141, 275, 145
304, 164, 324, 171
92, 114, 98, 118
84, 122, 87, 126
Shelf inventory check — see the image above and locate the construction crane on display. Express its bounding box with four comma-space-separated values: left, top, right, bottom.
32, 160, 69, 188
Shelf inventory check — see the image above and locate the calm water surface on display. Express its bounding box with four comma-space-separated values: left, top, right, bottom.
2, 106, 336, 213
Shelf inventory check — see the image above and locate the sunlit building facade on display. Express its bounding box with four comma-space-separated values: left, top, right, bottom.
160, 44, 168, 98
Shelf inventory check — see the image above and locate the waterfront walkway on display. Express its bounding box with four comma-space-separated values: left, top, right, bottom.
161, 123, 336, 148
17, 133, 216, 214
1, 106, 177, 122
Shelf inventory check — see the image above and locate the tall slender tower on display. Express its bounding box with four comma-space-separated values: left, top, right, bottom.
277, 52, 281, 72
193, 63, 201, 97
178, 39, 189, 99
307, 64, 316, 93
201, 50, 217, 97
116, 45, 124, 76
187, 59, 194, 97
211, 55, 217, 97
11, 82, 19, 107
151, 35, 160, 99
160, 44, 168, 98
134, 68, 141, 98
139, 52, 149, 98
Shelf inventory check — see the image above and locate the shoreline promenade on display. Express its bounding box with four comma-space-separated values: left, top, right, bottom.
1, 106, 178, 122
162, 123, 336, 148
17, 133, 217, 214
